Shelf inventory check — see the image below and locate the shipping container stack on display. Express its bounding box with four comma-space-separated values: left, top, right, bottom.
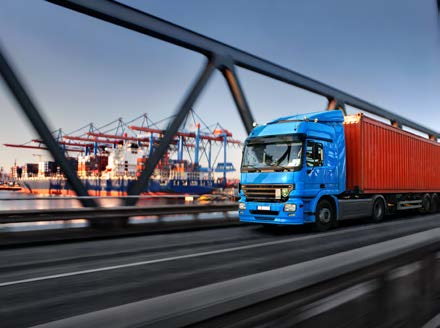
136, 156, 147, 178
11, 166, 22, 179
22, 163, 38, 177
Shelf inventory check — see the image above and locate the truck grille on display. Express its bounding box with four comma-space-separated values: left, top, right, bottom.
250, 210, 279, 216
242, 184, 294, 203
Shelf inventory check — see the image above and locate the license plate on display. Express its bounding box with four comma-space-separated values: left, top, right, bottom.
258, 205, 271, 211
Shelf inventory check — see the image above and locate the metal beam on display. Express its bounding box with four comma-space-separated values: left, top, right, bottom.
222, 64, 255, 134
47, 0, 440, 138
0, 45, 97, 208
326, 98, 347, 116
125, 58, 218, 205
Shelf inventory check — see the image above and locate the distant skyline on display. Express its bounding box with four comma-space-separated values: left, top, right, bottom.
0, 0, 439, 173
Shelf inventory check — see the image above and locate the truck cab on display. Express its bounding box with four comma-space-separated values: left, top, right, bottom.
238, 111, 346, 230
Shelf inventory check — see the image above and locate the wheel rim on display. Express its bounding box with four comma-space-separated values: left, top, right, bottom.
319, 208, 331, 224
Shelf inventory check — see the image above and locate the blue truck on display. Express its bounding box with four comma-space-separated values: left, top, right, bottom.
238, 110, 440, 231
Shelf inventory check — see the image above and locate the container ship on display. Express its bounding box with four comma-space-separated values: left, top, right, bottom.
6, 113, 241, 196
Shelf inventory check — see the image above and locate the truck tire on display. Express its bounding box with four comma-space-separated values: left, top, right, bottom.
419, 194, 431, 214
371, 197, 385, 223
431, 194, 439, 214
313, 199, 334, 232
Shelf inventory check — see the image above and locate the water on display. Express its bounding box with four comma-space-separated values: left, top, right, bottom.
0, 191, 83, 210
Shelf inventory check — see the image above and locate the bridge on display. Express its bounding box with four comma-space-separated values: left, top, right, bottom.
1, 1, 440, 327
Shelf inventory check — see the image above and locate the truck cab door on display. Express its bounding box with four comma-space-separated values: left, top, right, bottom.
303, 140, 326, 197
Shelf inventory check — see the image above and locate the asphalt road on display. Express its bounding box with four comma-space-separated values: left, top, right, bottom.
1, 214, 440, 327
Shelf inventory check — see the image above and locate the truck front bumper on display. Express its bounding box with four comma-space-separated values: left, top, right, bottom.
238, 198, 305, 225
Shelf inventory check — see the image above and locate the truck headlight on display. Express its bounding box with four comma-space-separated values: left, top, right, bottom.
284, 204, 296, 212
239, 202, 246, 210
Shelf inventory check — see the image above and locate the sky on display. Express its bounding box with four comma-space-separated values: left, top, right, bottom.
0, 0, 439, 175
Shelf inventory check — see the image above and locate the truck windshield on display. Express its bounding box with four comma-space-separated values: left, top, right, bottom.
242, 139, 303, 172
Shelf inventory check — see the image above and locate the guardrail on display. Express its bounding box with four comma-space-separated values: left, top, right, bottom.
0, 194, 199, 201
34, 227, 440, 327
0, 203, 238, 224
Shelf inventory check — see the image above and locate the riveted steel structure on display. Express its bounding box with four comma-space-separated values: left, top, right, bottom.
0, 0, 439, 208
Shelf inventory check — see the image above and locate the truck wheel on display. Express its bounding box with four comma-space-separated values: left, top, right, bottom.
371, 197, 385, 223
314, 199, 334, 232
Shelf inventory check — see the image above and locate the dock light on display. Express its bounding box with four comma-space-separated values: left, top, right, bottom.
239, 202, 246, 210
284, 204, 296, 212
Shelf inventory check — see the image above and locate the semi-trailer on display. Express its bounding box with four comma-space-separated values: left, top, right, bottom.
238, 110, 440, 231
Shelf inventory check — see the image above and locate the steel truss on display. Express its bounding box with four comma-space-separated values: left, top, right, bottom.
0, 0, 438, 207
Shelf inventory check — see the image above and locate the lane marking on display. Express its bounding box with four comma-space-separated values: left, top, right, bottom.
1, 215, 439, 288
0, 233, 324, 287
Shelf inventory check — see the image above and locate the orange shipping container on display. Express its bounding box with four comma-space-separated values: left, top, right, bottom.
344, 113, 440, 194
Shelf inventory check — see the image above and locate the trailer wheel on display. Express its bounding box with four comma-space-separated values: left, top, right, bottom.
371, 197, 385, 223
419, 194, 431, 214
314, 199, 334, 232
431, 194, 439, 214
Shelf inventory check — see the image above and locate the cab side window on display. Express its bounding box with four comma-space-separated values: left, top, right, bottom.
306, 141, 324, 167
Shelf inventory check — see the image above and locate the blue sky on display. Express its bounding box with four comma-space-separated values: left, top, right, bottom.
0, 0, 439, 173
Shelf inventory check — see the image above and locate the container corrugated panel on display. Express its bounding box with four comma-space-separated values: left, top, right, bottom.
344, 113, 440, 194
